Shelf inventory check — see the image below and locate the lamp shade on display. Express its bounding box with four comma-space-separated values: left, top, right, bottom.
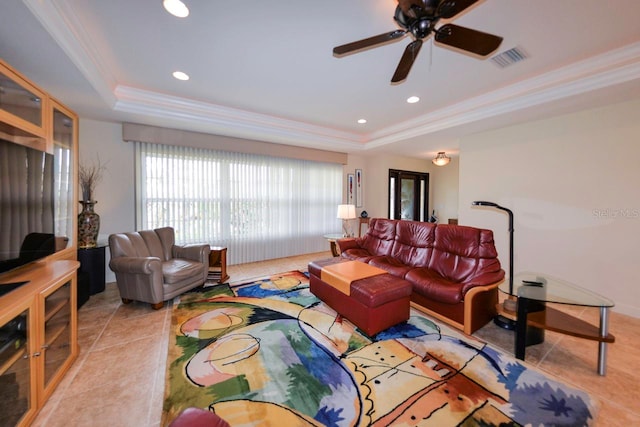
337, 204, 356, 219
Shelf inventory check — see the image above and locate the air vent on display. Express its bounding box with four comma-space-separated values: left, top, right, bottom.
491, 46, 528, 68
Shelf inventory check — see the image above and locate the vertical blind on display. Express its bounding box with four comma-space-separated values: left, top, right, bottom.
134, 142, 342, 264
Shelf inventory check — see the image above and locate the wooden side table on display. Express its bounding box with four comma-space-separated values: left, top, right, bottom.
208, 246, 229, 283
358, 217, 370, 237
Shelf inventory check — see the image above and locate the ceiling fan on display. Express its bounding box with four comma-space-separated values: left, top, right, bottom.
333, 0, 503, 83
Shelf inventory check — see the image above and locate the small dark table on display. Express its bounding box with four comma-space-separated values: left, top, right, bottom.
77, 245, 107, 295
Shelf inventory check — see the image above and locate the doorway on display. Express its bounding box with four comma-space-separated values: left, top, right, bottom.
388, 169, 429, 221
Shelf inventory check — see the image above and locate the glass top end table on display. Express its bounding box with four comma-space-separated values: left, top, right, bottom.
323, 233, 347, 257
500, 271, 615, 376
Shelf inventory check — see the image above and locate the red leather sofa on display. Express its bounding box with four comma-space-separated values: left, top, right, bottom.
335, 218, 505, 334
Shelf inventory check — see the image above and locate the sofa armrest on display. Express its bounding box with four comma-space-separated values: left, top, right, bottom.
173, 243, 210, 264
336, 238, 359, 252
109, 257, 162, 275
460, 270, 505, 295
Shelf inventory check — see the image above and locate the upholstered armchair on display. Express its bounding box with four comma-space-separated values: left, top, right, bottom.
108, 227, 210, 309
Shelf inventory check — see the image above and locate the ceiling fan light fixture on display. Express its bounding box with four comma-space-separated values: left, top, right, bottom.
163, 0, 189, 18
432, 151, 451, 166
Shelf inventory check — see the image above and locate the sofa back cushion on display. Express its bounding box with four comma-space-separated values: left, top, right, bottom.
391, 220, 435, 267
357, 218, 397, 257
428, 225, 501, 282
109, 227, 174, 261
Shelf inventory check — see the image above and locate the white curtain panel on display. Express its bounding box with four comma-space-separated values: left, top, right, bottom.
134, 142, 342, 264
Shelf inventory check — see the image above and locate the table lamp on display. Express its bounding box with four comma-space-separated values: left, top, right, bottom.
337, 204, 356, 237
471, 200, 516, 330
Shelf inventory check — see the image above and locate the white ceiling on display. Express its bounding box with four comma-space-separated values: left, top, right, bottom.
1, 0, 640, 159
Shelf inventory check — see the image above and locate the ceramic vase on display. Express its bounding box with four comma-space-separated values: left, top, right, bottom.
78, 200, 100, 248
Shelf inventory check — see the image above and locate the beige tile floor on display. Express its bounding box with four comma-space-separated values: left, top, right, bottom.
32, 251, 640, 426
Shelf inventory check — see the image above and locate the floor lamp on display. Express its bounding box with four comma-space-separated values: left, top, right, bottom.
471, 201, 516, 330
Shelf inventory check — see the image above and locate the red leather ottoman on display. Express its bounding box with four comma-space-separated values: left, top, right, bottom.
308, 258, 412, 336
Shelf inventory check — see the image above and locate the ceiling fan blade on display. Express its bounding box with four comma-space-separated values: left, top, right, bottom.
333, 30, 407, 57
436, 0, 480, 19
391, 39, 423, 83
434, 23, 503, 56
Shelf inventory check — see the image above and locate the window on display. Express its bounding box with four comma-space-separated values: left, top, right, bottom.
135, 142, 342, 264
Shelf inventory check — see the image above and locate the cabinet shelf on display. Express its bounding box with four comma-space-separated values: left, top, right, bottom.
0, 345, 27, 376
44, 297, 69, 323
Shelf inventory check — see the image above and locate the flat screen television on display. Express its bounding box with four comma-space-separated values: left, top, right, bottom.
0, 137, 55, 282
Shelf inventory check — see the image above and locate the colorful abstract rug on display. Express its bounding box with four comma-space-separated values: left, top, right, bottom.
162, 270, 597, 426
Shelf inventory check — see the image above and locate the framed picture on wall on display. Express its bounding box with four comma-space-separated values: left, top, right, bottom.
355, 169, 363, 207
347, 173, 355, 205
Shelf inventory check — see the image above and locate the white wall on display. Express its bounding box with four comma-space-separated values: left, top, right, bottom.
79, 119, 134, 282
459, 99, 640, 318
430, 156, 459, 223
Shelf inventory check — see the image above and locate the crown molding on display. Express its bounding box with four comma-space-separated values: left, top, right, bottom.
114, 86, 366, 151
22, 0, 118, 107
366, 41, 640, 148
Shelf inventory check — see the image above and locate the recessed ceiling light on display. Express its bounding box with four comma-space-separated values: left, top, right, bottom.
163, 0, 189, 18
357, 119, 367, 124
407, 96, 420, 104
172, 71, 189, 81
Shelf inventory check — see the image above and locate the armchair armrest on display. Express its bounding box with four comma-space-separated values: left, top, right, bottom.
109, 257, 162, 275
336, 238, 359, 252
173, 244, 210, 264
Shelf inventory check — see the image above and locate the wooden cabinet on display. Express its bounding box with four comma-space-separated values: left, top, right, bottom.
0, 260, 79, 427
0, 58, 79, 425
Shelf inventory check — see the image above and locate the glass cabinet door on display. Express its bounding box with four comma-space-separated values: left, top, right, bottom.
0, 69, 45, 137
0, 308, 33, 427
41, 281, 72, 391
52, 106, 76, 251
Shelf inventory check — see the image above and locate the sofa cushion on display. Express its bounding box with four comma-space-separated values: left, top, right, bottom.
405, 267, 465, 304
352, 218, 397, 257
340, 248, 378, 263
391, 220, 435, 267
427, 225, 499, 283
162, 259, 206, 284
368, 256, 412, 277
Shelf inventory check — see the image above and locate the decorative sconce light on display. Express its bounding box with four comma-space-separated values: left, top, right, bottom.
432, 152, 451, 166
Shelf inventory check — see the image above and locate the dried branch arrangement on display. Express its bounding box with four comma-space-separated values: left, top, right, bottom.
79, 157, 108, 202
